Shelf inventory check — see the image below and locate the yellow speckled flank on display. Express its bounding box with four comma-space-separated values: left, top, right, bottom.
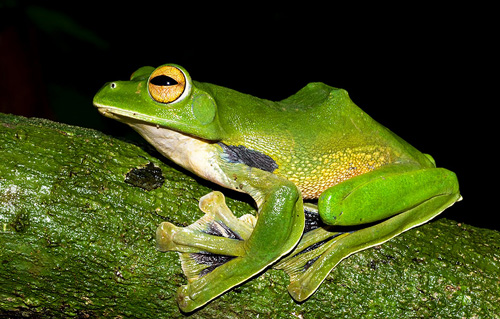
277, 146, 391, 199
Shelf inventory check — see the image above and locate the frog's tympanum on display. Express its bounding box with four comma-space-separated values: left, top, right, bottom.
94, 64, 460, 312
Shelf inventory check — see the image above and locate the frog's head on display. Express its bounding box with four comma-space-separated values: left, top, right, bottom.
93, 64, 223, 140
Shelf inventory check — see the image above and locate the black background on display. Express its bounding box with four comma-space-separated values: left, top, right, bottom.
1, 2, 494, 229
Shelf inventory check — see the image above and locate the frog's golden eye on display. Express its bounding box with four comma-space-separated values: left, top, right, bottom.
148, 65, 186, 103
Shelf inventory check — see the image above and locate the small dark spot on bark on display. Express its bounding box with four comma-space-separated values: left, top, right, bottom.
125, 162, 164, 191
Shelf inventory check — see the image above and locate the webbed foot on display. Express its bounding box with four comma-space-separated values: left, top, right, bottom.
156, 191, 256, 282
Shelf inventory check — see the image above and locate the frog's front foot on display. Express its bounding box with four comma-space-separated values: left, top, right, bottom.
157, 191, 261, 311
157, 191, 256, 281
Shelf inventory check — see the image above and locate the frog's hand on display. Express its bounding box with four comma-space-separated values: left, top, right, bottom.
157, 191, 257, 282
277, 165, 460, 301
157, 175, 304, 312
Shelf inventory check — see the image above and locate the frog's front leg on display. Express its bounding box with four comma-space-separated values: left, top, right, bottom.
157, 168, 304, 312
276, 164, 460, 301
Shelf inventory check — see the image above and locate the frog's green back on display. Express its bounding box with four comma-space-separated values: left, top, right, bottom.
199, 82, 367, 142
196, 81, 433, 199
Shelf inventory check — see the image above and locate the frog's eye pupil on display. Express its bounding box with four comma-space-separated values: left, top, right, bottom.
150, 75, 178, 86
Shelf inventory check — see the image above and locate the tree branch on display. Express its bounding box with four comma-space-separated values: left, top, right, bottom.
1, 113, 498, 318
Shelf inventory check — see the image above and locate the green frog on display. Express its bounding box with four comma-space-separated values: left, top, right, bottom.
93, 64, 460, 312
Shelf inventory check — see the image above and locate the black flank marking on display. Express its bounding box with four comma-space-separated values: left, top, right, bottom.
218, 142, 278, 173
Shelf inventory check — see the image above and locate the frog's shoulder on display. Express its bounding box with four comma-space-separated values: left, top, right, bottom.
277, 82, 351, 112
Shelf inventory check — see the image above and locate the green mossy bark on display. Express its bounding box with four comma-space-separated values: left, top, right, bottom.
0, 113, 499, 318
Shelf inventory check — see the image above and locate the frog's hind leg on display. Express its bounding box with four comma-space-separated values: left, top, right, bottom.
276, 167, 460, 302
156, 191, 256, 283
274, 204, 352, 294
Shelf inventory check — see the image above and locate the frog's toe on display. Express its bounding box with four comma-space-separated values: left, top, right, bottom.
197, 191, 256, 240
176, 285, 194, 312
156, 191, 256, 282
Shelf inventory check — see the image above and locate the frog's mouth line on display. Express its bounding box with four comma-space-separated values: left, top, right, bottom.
94, 104, 165, 126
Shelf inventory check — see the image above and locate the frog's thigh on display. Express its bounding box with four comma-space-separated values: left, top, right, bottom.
160, 176, 305, 312
280, 165, 460, 301
318, 165, 460, 226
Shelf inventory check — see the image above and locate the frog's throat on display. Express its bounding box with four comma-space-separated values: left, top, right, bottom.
130, 120, 227, 181
94, 106, 221, 182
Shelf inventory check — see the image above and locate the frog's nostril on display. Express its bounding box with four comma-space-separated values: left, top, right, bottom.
110, 82, 117, 89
